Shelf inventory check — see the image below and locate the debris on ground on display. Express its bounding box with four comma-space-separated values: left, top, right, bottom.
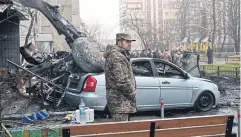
203, 75, 240, 94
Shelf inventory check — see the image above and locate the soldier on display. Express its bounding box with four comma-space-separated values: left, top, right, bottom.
104, 33, 137, 122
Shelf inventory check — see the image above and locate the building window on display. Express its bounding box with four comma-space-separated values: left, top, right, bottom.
164, 4, 166, 8
127, 3, 142, 9
165, 12, 169, 16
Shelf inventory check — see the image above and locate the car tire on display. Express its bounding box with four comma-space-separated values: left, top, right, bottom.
104, 106, 111, 118
195, 91, 214, 112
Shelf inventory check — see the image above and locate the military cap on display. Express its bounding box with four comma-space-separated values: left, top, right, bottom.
116, 33, 136, 41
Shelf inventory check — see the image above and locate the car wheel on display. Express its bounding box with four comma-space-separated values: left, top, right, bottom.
104, 106, 111, 118
195, 91, 214, 112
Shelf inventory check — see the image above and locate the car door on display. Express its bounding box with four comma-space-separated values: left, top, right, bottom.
132, 60, 161, 111
153, 60, 193, 108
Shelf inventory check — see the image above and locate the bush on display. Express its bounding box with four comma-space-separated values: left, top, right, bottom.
226, 62, 240, 66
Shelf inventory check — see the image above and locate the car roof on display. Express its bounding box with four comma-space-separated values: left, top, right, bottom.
131, 57, 152, 61
131, 58, 165, 62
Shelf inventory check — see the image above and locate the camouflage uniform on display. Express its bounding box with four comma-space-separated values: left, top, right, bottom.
104, 42, 137, 122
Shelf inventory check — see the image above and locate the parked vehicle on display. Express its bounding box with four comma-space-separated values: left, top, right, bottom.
64, 58, 220, 112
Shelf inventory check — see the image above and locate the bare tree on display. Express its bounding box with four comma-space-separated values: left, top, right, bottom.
122, 10, 149, 49
80, 22, 101, 40
121, 9, 162, 50
162, 19, 177, 49
200, 0, 240, 54
200, 7, 208, 39
79, 20, 106, 50
219, 0, 228, 53
226, 0, 240, 53
175, 0, 196, 40
211, 0, 216, 50
201, 0, 224, 51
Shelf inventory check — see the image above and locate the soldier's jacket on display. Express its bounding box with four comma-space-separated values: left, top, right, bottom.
104, 45, 137, 114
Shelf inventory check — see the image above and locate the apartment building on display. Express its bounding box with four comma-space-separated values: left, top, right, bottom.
20, 0, 81, 51
119, 0, 205, 49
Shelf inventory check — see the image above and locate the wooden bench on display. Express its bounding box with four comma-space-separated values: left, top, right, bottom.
62, 115, 237, 137
227, 55, 240, 64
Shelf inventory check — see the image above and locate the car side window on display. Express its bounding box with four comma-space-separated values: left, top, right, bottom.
132, 61, 153, 77
154, 61, 184, 79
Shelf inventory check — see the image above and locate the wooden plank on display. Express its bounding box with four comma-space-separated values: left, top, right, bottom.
59, 128, 63, 137
154, 125, 226, 137
72, 130, 150, 137
66, 115, 228, 136
73, 125, 226, 137
23, 130, 30, 137
201, 135, 225, 137
42, 129, 48, 137
74, 134, 226, 137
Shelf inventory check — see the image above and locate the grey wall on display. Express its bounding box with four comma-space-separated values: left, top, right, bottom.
0, 11, 20, 68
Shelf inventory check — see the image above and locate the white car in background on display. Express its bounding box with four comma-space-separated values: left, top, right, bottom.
64, 58, 220, 112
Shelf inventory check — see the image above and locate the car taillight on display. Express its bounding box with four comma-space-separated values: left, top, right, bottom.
83, 76, 97, 92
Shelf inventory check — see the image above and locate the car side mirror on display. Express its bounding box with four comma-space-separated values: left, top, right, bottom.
184, 73, 189, 79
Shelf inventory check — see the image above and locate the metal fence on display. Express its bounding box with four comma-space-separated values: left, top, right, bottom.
200, 65, 240, 78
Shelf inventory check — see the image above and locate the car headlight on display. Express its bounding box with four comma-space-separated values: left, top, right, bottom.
213, 84, 218, 90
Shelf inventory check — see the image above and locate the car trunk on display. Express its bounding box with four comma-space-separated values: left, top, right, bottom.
65, 73, 101, 94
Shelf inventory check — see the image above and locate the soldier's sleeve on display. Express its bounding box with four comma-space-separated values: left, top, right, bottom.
111, 57, 135, 98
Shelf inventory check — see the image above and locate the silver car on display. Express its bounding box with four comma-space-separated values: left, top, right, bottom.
64, 58, 220, 112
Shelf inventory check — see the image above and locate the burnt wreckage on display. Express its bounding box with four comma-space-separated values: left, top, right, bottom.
12, 0, 202, 106
18, 0, 105, 73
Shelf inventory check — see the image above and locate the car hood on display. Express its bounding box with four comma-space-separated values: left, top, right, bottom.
190, 76, 213, 83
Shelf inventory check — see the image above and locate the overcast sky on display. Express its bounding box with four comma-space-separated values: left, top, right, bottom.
79, 0, 119, 39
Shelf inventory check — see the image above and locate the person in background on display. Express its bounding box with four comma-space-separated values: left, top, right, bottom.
207, 46, 213, 64
130, 51, 136, 58
136, 51, 140, 58
153, 49, 160, 58
147, 48, 153, 58
104, 33, 137, 122
173, 50, 183, 67
161, 49, 171, 62
140, 49, 147, 57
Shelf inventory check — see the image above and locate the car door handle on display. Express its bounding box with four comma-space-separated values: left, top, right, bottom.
162, 81, 170, 84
